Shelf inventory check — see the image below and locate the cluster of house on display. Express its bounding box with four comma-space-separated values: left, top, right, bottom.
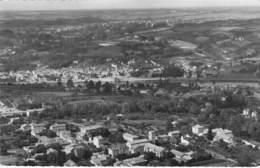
10, 114, 254, 167
14, 120, 189, 166
5, 64, 128, 84
0, 59, 163, 85
192, 124, 235, 146
242, 108, 259, 121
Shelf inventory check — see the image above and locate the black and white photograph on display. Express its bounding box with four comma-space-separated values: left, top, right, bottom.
1, 0, 260, 166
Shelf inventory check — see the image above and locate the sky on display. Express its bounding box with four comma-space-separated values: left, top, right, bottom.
0, 0, 260, 11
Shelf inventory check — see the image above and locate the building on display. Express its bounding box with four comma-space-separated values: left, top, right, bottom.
242, 140, 260, 150
242, 108, 259, 120
30, 123, 46, 136
50, 123, 66, 133
156, 135, 170, 143
63, 144, 75, 155
252, 111, 258, 120
36, 136, 54, 146
47, 148, 59, 163
144, 143, 165, 158
171, 149, 194, 163
123, 133, 139, 142
148, 131, 156, 142
90, 152, 110, 166
7, 148, 26, 155
192, 124, 208, 136
113, 155, 147, 166
126, 139, 150, 154
213, 128, 234, 146
23, 146, 35, 154
171, 121, 178, 128
108, 144, 129, 158
181, 135, 191, 146
20, 124, 31, 132
57, 131, 75, 143
64, 159, 77, 166
80, 125, 103, 134
168, 131, 181, 144
92, 136, 104, 148
242, 108, 250, 117
8, 117, 20, 125
47, 148, 58, 155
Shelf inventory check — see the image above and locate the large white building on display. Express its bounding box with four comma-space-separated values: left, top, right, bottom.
144, 143, 165, 158
57, 131, 75, 143
126, 139, 150, 154
113, 155, 147, 166
192, 124, 208, 136
171, 149, 194, 163
148, 131, 156, 142
90, 152, 110, 166
213, 128, 234, 146
80, 125, 103, 134
30, 123, 46, 136
50, 123, 66, 133
20, 124, 31, 132
108, 144, 129, 158
123, 133, 139, 142
93, 136, 104, 148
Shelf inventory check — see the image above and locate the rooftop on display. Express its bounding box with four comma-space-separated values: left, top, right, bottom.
145, 143, 165, 152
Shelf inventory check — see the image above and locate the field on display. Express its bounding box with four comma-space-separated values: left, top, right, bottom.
0, 155, 19, 165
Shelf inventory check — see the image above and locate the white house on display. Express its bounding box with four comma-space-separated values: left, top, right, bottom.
213, 128, 234, 146
108, 144, 129, 158
126, 139, 150, 154
148, 131, 156, 142
144, 143, 165, 158
113, 155, 147, 166
93, 136, 104, 148
171, 149, 194, 163
90, 152, 110, 166
50, 123, 66, 133
181, 135, 191, 146
57, 131, 75, 143
20, 124, 31, 132
192, 124, 208, 136
123, 133, 139, 142
30, 123, 46, 136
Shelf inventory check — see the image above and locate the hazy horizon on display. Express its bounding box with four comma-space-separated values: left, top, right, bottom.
0, 0, 260, 11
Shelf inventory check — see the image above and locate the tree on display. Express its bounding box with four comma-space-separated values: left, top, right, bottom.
32, 145, 47, 154
0, 142, 9, 155
236, 153, 252, 166
206, 127, 213, 141
84, 80, 89, 89
164, 65, 184, 78
67, 79, 74, 88
57, 79, 63, 88
73, 147, 92, 161
144, 152, 156, 161
95, 81, 102, 92
248, 122, 260, 141
103, 82, 112, 94
48, 143, 62, 151
88, 80, 95, 90
166, 119, 173, 131
229, 115, 244, 137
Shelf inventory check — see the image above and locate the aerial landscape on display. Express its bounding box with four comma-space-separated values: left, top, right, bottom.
1, 1, 260, 166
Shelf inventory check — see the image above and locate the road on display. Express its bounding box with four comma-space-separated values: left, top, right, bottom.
1, 77, 260, 86
0, 108, 45, 116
